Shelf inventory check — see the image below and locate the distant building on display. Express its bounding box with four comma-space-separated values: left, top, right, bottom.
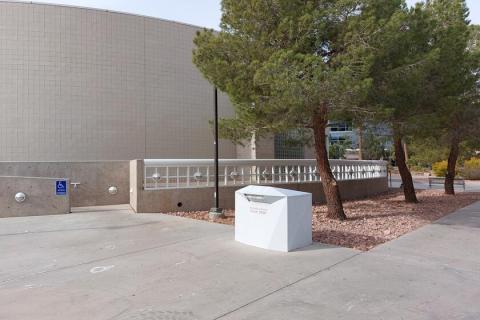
327, 121, 358, 148
326, 121, 393, 160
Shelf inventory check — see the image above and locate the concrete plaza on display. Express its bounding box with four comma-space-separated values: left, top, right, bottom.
0, 202, 479, 320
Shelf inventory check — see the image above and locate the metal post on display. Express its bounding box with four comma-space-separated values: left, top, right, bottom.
209, 87, 225, 219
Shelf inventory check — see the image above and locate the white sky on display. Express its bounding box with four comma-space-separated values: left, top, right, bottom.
12, 0, 480, 29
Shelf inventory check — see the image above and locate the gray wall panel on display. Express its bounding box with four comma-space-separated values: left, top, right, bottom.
0, 2, 236, 161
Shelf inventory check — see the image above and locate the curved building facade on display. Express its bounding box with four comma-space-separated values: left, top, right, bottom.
0, 1, 236, 160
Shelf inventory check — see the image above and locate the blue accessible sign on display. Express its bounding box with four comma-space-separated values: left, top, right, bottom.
56, 180, 68, 196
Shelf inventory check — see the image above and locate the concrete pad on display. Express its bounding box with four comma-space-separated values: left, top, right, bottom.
219, 202, 480, 320
1, 203, 479, 320
221, 251, 480, 320
435, 200, 480, 228
0, 205, 357, 320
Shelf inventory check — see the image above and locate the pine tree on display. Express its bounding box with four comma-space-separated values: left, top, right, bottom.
425, 1, 479, 195
193, 0, 403, 219
364, 3, 441, 203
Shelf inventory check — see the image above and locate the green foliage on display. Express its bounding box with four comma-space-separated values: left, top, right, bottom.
329, 144, 347, 160
408, 3, 480, 172
361, 130, 391, 160
193, 0, 404, 143
329, 138, 352, 160
407, 138, 479, 170
460, 139, 480, 161
432, 160, 449, 177
462, 157, 480, 180
407, 138, 449, 169
426, 1, 479, 138
364, 3, 441, 134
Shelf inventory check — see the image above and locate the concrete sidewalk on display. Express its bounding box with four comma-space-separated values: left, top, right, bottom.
0, 203, 479, 320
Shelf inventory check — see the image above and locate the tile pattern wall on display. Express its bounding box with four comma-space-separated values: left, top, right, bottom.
0, 2, 236, 160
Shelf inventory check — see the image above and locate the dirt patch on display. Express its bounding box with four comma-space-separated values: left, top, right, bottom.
163, 189, 480, 251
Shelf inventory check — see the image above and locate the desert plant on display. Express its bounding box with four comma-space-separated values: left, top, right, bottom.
432, 160, 448, 177
462, 158, 480, 180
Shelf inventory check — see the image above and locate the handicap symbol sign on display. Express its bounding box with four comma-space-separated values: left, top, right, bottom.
56, 180, 67, 196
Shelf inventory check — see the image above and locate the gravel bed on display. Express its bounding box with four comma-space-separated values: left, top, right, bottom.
164, 189, 480, 251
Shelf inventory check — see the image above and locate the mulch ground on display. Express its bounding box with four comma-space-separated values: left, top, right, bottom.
164, 190, 480, 251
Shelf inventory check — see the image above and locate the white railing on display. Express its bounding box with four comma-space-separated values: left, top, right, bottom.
143, 159, 388, 190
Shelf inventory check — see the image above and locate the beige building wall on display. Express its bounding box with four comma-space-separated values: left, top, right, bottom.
236, 134, 276, 159
0, 1, 236, 161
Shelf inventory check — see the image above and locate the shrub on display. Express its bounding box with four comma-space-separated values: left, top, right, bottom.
408, 138, 449, 169
329, 143, 347, 159
432, 160, 448, 177
462, 158, 480, 180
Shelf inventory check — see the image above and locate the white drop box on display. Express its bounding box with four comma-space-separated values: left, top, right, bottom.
235, 185, 312, 252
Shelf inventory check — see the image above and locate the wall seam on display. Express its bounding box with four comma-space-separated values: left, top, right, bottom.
143, 17, 147, 159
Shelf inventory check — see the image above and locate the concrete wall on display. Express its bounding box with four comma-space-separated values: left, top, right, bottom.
130, 160, 389, 213
0, 2, 236, 161
0, 161, 129, 207
0, 176, 70, 218
236, 135, 276, 160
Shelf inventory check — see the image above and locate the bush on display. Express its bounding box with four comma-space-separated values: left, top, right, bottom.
407, 138, 449, 169
462, 158, 480, 180
329, 143, 347, 159
432, 160, 448, 177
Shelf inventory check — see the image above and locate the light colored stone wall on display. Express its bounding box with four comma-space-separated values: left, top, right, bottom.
255, 136, 276, 159
304, 146, 317, 159
0, 2, 236, 161
0, 161, 129, 207
0, 176, 70, 218
236, 135, 276, 160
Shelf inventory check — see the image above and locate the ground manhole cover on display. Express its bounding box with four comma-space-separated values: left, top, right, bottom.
115, 309, 197, 320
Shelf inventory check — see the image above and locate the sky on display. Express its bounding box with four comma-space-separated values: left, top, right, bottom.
14, 0, 480, 29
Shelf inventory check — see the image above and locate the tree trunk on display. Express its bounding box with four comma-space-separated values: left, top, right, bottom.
445, 138, 459, 195
403, 142, 409, 163
313, 106, 347, 220
394, 134, 418, 203
357, 127, 363, 160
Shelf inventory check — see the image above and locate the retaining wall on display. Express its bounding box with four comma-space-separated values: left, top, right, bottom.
0, 162, 129, 207
130, 160, 389, 213
0, 176, 70, 218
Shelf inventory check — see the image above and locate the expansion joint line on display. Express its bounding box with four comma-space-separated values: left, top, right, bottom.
213, 252, 361, 320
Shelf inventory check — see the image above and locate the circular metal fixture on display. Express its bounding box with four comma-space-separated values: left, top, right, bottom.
193, 171, 203, 181
15, 192, 26, 203
108, 186, 118, 195
230, 171, 240, 180
151, 173, 162, 182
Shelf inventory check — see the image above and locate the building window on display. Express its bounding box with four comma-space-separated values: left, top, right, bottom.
329, 136, 348, 145
329, 122, 352, 132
